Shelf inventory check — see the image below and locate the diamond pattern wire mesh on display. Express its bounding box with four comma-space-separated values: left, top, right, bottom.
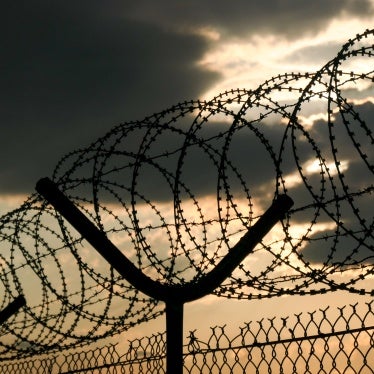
0, 300, 373, 373
0, 28, 371, 366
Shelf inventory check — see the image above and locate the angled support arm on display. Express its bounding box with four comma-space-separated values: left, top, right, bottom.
36, 177, 293, 374
36, 178, 293, 303
176, 194, 293, 301
36, 178, 168, 300
0, 295, 26, 325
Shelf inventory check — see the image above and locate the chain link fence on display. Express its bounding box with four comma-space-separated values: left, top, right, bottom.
1, 299, 373, 373
0, 27, 372, 374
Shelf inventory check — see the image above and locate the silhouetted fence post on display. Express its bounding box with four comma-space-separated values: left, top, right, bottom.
0, 296, 26, 326
36, 177, 293, 374
166, 302, 184, 372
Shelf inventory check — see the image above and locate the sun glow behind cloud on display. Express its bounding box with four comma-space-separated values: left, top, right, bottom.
197, 16, 374, 100
283, 158, 350, 189
0, 194, 29, 216
1, 2, 373, 359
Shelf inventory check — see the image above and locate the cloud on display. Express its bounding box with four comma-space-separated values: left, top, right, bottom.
1, 1, 219, 194
280, 42, 344, 65
126, 0, 373, 39
48, 115, 289, 204
1, 1, 372, 198
276, 99, 374, 266
301, 223, 374, 265
30, 72, 372, 211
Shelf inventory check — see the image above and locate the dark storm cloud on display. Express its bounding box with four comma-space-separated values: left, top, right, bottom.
301, 223, 374, 265
282, 100, 374, 198
126, 0, 372, 39
277, 100, 374, 265
50, 116, 290, 203
50, 98, 373, 206
1, 1, 372, 196
1, 1, 219, 193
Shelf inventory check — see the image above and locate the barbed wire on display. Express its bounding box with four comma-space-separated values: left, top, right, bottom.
0, 29, 372, 357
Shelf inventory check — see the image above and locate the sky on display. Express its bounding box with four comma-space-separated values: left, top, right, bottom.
1, 0, 373, 198
1, 0, 374, 354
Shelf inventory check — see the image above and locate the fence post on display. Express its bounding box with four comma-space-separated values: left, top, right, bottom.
166, 302, 184, 374
0, 296, 26, 325
36, 177, 293, 374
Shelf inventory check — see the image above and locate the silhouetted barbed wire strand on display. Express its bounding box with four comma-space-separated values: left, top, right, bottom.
0, 28, 372, 358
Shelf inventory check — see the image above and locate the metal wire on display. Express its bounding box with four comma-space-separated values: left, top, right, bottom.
1, 300, 373, 373
0, 28, 372, 358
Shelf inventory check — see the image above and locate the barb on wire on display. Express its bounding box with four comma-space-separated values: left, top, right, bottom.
0, 28, 372, 358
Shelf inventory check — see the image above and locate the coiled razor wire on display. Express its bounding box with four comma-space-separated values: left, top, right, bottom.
0, 29, 372, 358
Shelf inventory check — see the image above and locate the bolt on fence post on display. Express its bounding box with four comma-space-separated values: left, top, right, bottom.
36, 177, 293, 374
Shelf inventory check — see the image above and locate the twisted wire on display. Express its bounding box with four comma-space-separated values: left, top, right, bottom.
0, 29, 372, 357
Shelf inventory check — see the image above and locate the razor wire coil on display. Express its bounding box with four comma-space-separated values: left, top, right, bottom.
0, 28, 372, 358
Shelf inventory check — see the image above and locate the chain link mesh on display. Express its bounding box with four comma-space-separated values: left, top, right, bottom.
0, 300, 373, 373
0, 28, 371, 366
